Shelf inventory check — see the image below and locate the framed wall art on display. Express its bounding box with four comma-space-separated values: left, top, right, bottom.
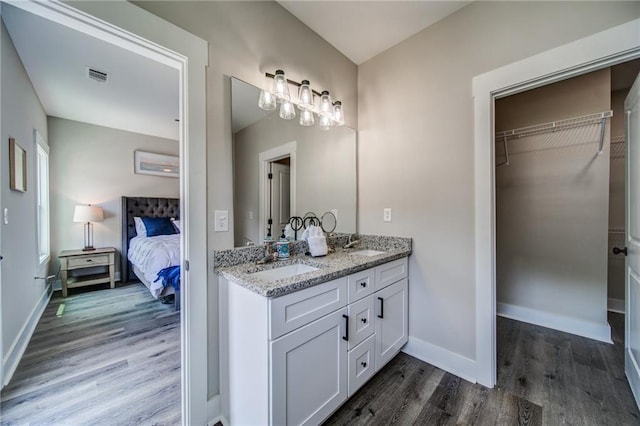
134, 150, 179, 178
9, 138, 27, 192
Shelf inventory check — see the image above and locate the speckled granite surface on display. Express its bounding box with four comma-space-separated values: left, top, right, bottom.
214, 235, 412, 298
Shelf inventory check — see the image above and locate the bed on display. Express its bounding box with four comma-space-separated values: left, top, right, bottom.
121, 196, 181, 308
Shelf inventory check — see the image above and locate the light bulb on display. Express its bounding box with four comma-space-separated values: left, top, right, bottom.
300, 109, 315, 126
258, 90, 276, 111
272, 69, 290, 103
279, 101, 296, 120
319, 90, 333, 116
298, 80, 314, 110
333, 101, 344, 126
319, 114, 333, 130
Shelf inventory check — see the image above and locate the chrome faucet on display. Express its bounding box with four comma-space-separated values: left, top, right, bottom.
343, 234, 360, 249
245, 237, 255, 246
256, 241, 277, 264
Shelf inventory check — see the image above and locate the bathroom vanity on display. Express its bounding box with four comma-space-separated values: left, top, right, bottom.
216, 235, 411, 425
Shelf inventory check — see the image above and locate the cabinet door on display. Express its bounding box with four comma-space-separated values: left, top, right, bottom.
375, 279, 408, 371
271, 308, 348, 425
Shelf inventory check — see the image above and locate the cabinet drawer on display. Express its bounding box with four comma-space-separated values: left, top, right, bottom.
347, 268, 375, 303
375, 257, 408, 291
269, 277, 347, 340
347, 295, 375, 350
348, 334, 375, 397
67, 254, 110, 269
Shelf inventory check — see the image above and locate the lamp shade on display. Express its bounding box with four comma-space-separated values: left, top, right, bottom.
73, 205, 104, 223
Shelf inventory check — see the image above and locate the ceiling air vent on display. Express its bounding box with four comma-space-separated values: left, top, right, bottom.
86, 67, 109, 84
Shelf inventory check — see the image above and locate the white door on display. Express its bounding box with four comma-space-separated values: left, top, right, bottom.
625, 72, 640, 407
270, 307, 347, 425
374, 279, 408, 371
265, 161, 290, 239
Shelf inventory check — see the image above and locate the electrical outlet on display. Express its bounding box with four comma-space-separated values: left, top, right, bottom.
214, 210, 229, 232
383, 208, 392, 223
3, 208, 7, 225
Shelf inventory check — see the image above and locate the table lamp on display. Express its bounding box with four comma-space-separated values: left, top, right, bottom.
73, 205, 104, 251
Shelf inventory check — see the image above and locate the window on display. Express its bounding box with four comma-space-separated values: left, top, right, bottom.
35, 131, 49, 265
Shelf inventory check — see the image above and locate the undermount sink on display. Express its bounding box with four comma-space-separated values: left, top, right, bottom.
249, 263, 319, 281
349, 249, 386, 257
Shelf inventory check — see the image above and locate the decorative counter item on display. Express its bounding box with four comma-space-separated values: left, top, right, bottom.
277, 230, 290, 260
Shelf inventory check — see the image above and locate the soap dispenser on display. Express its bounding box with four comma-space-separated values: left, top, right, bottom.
277, 229, 290, 260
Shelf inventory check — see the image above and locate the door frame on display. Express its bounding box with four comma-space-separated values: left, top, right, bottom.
473, 18, 640, 387
1, 0, 210, 423
258, 141, 297, 243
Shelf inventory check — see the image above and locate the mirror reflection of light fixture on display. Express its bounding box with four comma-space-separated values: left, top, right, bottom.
73, 205, 104, 251
258, 70, 344, 129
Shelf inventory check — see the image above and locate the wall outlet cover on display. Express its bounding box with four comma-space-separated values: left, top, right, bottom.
214, 210, 229, 232
383, 208, 392, 223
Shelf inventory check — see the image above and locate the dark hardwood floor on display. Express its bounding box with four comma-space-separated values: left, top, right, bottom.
325, 313, 639, 425
0, 282, 180, 425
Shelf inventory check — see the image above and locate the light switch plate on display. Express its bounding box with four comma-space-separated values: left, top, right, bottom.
214, 210, 229, 232
3, 208, 8, 225
383, 208, 392, 223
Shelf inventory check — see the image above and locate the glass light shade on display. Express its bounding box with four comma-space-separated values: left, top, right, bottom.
279, 101, 296, 120
272, 69, 290, 103
258, 90, 276, 110
299, 109, 315, 126
319, 90, 333, 116
333, 101, 345, 126
297, 80, 314, 110
319, 114, 333, 131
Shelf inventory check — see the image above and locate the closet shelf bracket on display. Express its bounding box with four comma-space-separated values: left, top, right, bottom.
597, 116, 607, 155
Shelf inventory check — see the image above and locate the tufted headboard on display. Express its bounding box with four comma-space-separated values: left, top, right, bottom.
121, 196, 180, 283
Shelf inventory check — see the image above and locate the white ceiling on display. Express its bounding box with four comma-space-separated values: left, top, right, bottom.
2, 4, 179, 141
277, 1, 471, 65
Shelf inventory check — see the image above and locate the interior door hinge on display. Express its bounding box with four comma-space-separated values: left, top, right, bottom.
184, 260, 190, 271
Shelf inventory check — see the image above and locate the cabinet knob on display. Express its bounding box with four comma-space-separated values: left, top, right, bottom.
361, 361, 367, 368
86, 259, 92, 262
359, 281, 366, 288
361, 318, 367, 324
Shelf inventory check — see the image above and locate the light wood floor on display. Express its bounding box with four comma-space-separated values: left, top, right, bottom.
325, 313, 639, 425
0, 282, 180, 425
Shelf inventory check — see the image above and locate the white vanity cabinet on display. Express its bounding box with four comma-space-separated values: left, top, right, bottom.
220, 256, 408, 426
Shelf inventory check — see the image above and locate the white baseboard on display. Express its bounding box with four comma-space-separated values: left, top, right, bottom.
402, 337, 477, 383
2, 284, 53, 386
497, 302, 612, 343
608, 298, 625, 314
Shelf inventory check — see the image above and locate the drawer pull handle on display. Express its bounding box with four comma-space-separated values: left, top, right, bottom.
361, 361, 367, 368
342, 314, 349, 341
86, 259, 92, 262
361, 318, 367, 324
359, 281, 367, 288
378, 297, 384, 319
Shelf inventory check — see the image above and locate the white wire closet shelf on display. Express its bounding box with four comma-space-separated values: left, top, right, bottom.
495, 110, 613, 167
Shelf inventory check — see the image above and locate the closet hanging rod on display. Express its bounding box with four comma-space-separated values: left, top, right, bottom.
495, 110, 613, 141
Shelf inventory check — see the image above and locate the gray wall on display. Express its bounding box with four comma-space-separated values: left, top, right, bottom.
1, 20, 49, 361
357, 1, 640, 361
128, 0, 359, 397
47, 117, 179, 278
495, 69, 611, 326
233, 112, 356, 247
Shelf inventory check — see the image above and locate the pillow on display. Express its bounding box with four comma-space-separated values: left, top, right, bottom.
171, 219, 181, 233
141, 217, 178, 237
133, 217, 146, 237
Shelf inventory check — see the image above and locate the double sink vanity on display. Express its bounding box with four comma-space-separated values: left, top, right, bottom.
215, 234, 412, 425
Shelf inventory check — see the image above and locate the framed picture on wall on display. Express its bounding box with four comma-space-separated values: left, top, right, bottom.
134, 150, 179, 178
9, 138, 27, 192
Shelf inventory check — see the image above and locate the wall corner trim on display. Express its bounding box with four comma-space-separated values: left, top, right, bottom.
402, 337, 477, 384
2, 284, 53, 386
497, 302, 612, 344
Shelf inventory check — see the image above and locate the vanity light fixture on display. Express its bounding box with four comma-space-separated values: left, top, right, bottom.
258, 70, 344, 130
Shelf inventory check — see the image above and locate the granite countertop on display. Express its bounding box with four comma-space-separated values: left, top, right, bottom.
216, 235, 412, 298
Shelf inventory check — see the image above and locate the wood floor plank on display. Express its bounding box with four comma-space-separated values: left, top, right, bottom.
0, 283, 180, 425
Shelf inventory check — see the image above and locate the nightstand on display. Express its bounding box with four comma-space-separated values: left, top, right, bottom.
59, 247, 116, 297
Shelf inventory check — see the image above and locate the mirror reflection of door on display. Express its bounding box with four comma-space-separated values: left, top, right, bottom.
266, 157, 290, 239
